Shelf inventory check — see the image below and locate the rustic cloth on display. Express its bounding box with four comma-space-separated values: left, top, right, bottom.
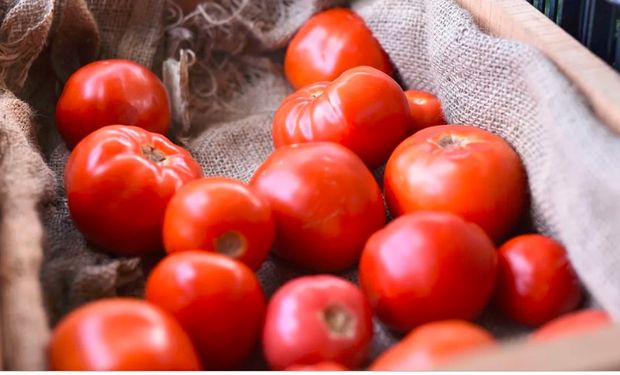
0, 0, 619, 370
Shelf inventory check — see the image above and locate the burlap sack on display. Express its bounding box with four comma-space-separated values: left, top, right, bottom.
1, 0, 619, 370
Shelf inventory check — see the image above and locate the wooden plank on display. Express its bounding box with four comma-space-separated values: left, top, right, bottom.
456, 0, 620, 134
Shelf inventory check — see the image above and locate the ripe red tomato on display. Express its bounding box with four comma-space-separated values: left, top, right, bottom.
49, 298, 201, 371
284, 8, 391, 90
530, 309, 611, 342
162, 177, 275, 270
249, 142, 385, 272
56, 59, 171, 148
359, 211, 497, 332
496, 234, 583, 326
65, 125, 202, 256
384, 125, 527, 243
404, 90, 446, 131
273, 66, 411, 168
263, 275, 373, 370
369, 320, 495, 371
285, 362, 348, 371
145, 251, 266, 370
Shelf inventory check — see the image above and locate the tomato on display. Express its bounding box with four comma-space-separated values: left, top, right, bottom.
56, 59, 170, 148
250, 142, 385, 272
369, 320, 495, 371
49, 298, 201, 371
263, 275, 373, 370
359, 211, 497, 332
145, 251, 266, 370
285, 362, 348, 371
404, 90, 446, 131
384, 125, 527, 243
496, 234, 583, 326
273, 66, 411, 168
65, 125, 202, 256
530, 309, 611, 342
162, 177, 275, 270
284, 8, 391, 90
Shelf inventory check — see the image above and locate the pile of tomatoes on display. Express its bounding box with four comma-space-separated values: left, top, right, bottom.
47, 7, 610, 371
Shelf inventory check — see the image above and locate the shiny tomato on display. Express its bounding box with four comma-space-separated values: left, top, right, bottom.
359, 211, 497, 332
263, 275, 373, 370
496, 234, 583, 326
530, 309, 611, 342
162, 177, 275, 270
284, 8, 391, 90
384, 125, 527, 243
56, 59, 170, 148
49, 298, 201, 371
404, 90, 446, 131
145, 251, 266, 370
369, 320, 495, 371
285, 362, 349, 371
273, 66, 411, 168
249, 142, 385, 272
65, 125, 202, 256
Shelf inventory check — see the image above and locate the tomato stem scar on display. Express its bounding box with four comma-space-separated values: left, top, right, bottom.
141, 144, 167, 164
214, 231, 246, 258
323, 304, 355, 338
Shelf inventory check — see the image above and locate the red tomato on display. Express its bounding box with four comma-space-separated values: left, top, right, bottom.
65, 125, 202, 256
496, 234, 583, 326
284, 8, 391, 90
162, 177, 275, 270
249, 142, 385, 272
404, 90, 446, 131
273, 66, 411, 168
49, 298, 201, 371
384, 125, 527, 243
263, 275, 373, 370
369, 320, 495, 371
359, 211, 497, 332
56, 59, 170, 148
145, 251, 266, 370
285, 362, 348, 371
530, 309, 611, 342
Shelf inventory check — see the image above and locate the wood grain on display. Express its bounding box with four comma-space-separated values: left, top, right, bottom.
456, 0, 620, 134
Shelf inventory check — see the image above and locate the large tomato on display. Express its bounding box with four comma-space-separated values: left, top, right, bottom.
163, 177, 275, 270
384, 125, 527, 243
263, 275, 373, 370
249, 142, 385, 272
65, 125, 202, 256
56, 59, 171, 148
146, 251, 266, 370
530, 309, 611, 342
359, 211, 497, 332
496, 234, 583, 326
404, 90, 446, 131
284, 8, 391, 90
369, 320, 495, 371
49, 298, 201, 371
273, 66, 411, 168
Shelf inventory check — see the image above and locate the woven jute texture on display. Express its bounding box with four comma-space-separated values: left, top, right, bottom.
0, 0, 619, 370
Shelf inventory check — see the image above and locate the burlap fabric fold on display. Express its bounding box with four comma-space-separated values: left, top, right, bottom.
1, 0, 619, 370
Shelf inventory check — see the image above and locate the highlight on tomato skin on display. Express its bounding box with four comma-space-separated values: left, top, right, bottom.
529, 309, 611, 342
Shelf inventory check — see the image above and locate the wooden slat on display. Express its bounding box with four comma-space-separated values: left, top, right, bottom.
456, 0, 620, 134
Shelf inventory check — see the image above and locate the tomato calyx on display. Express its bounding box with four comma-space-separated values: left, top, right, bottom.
213, 231, 247, 258
437, 134, 464, 148
141, 144, 168, 164
323, 304, 355, 338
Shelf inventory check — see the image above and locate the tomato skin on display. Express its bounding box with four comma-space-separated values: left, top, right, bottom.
49, 298, 201, 371
64, 125, 202, 256
263, 275, 373, 370
273, 66, 411, 168
359, 211, 497, 332
496, 234, 583, 326
249, 142, 385, 272
285, 8, 391, 90
369, 320, 495, 371
56, 59, 170, 148
285, 361, 349, 371
404, 90, 446, 131
145, 251, 266, 370
163, 177, 275, 270
529, 309, 611, 342
384, 125, 527, 243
